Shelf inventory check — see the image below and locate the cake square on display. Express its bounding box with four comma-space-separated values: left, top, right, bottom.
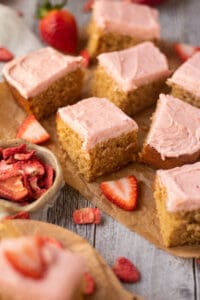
140, 94, 200, 169
0, 236, 86, 300
87, 0, 160, 58
56, 97, 138, 181
154, 162, 200, 247
167, 52, 200, 108
92, 42, 170, 116
3, 47, 84, 120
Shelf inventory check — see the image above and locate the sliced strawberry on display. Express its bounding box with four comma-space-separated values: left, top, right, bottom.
112, 257, 140, 283
3, 212, 30, 221
174, 43, 200, 62
0, 172, 28, 202
83, 0, 94, 12
39, 237, 63, 249
29, 176, 47, 199
4, 237, 46, 279
16, 115, 50, 145
43, 164, 54, 189
82, 272, 96, 295
0, 47, 14, 62
3, 144, 26, 160
73, 208, 101, 225
14, 150, 36, 161
18, 158, 45, 177
100, 176, 138, 211
0, 160, 14, 173
197, 259, 200, 265
80, 49, 90, 68
0, 148, 2, 159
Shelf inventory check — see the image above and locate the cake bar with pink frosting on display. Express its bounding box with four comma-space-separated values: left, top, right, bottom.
167, 52, 200, 108
87, 0, 160, 57
140, 94, 200, 169
154, 162, 200, 247
93, 42, 170, 116
56, 97, 138, 181
3, 47, 84, 119
0, 236, 86, 300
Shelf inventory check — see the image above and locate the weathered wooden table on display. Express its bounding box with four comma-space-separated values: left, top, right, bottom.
1, 0, 200, 299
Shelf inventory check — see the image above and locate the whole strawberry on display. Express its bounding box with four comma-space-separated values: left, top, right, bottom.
38, 0, 78, 54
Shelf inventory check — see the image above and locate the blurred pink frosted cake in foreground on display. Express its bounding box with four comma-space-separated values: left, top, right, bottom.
3, 47, 84, 119
0, 236, 86, 300
87, 0, 160, 57
93, 42, 170, 116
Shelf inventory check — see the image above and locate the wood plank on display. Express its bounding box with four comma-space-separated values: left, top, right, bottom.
94, 214, 196, 300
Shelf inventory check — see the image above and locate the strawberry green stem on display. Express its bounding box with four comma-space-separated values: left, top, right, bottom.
37, 0, 68, 19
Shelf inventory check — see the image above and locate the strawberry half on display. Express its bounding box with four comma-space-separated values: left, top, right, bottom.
16, 115, 50, 145
38, 0, 78, 54
174, 43, 200, 62
4, 237, 46, 279
0, 47, 14, 62
73, 208, 101, 225
100, 176, 138, 211
112, 257, 140, 283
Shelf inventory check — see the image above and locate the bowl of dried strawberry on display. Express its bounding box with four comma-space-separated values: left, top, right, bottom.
0, 139, 64, 213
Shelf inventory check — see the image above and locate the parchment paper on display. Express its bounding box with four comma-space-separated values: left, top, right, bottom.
0, 220, 138, 300
0, 41, 199, 258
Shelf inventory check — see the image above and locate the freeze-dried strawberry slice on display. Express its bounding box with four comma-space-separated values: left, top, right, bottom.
82, 273, 96, 295
0, 47, 14, 62
112, 257, 140, 283
16, 115, 50, 145
73, 208, 101, 225
0, 160, 14, 173
3, 212, 30, 220
80, 49, 90, 67
14, 150, 36, 161
2, 144, 26, 160
43, 164, 54, 189
83, 0, 94, 12
0, 172, 28, 202
19, 158, 45, 177
174, 43, 200, 62
4, 237, 46, 279
29, 176, 47, 199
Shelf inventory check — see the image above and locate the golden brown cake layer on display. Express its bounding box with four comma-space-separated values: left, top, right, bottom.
5, 68, 84, 120
139, 144, 200, 170
154, 178, 200, 247
92, 66, 169, 116
56, 115, 137, 182
87, 21, 156, 58
167, 81, 200, 108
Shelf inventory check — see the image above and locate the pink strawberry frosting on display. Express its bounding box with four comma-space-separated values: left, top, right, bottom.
0, 237, 86, 300
58, 97, 138, 150
157, 162, 200, 212
168, 52, 200, 97
146, 94, 200, 160
3, 47, 84, 98
97, 42, 170, 92
93, 0, 160, 39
